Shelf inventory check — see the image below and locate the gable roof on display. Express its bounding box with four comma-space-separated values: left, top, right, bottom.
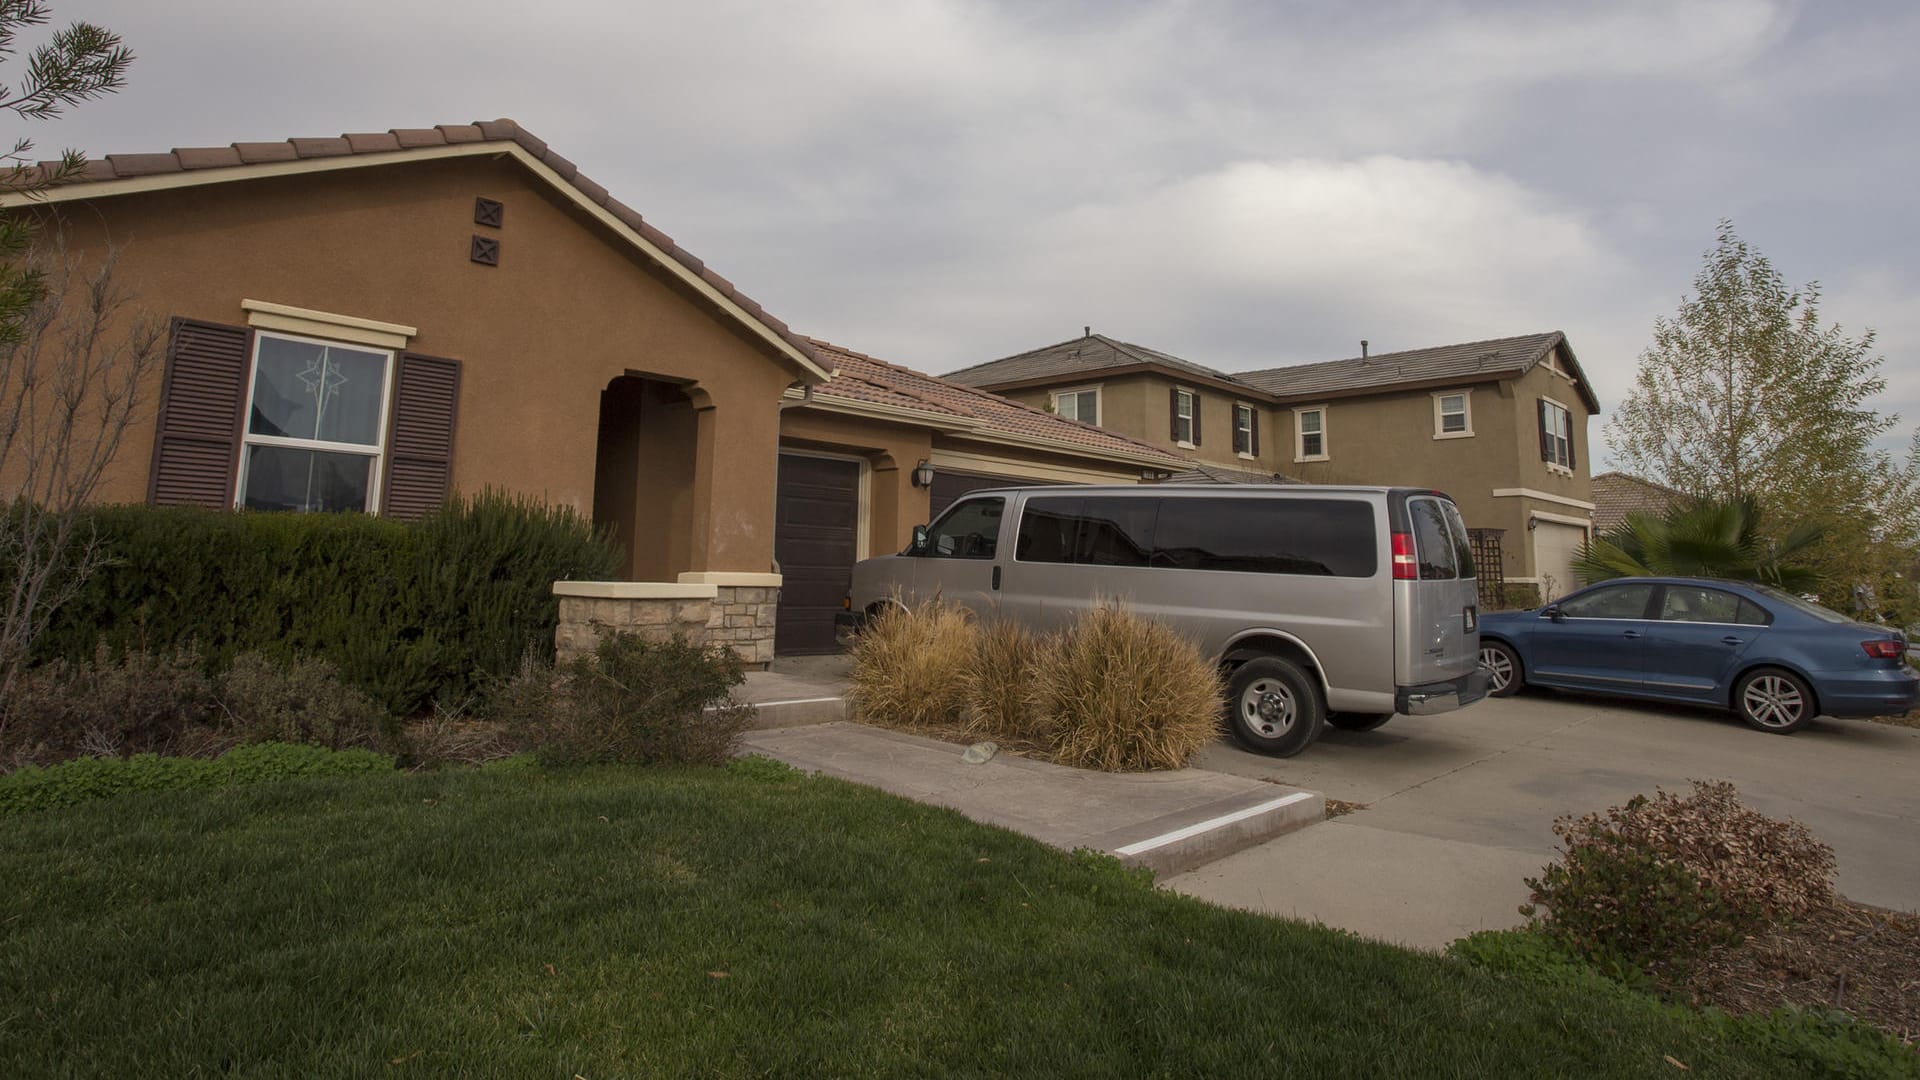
801, 339, 1186, 470
0, 119, 830, 382
943, 333, 1256, 396
1591, 471, 1685, 532
1237, 331, 1601, 412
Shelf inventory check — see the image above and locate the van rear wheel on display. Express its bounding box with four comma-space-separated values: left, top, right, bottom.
1225, 657, 1325, 757
1326, 712, 1392, 732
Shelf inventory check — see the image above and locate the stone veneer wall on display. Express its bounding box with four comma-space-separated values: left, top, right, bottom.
553, 582, 779, 669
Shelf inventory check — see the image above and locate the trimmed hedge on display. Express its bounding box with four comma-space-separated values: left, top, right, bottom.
0, 743, 394, 816
34, 490, 620, 713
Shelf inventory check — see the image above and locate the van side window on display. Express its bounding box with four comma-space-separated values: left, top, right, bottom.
925, 497, 1003, 559
1016, 496, 1157, 568
1408, 498, 1458, 580
1152, 497, 1376, 577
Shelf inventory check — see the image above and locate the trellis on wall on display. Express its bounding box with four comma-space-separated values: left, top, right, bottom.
1469, 528, 1506, 609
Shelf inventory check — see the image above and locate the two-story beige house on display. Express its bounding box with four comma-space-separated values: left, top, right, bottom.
945, 331, 1601, 601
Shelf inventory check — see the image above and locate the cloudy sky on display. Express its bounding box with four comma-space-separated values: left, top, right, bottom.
28, 0, 1920, 462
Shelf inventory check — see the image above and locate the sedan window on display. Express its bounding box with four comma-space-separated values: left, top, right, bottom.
1557, 583, 1654, 620
1659, 586, 1746, 624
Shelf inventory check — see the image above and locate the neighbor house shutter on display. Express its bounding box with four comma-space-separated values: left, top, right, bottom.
1191, 392, 1202, 446
1566, 413, 1576, 470
148, 317, 251, 508
381, 352, 463, 520
1250, 410, 1260, 457
1168, 388, 1179, 441
1537, 400, 1552, 462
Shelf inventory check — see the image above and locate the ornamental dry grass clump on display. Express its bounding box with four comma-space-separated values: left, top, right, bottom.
847, 599, 981, 731
1028, 603, 1223, 772
965, 618, 1039, 742
1524, 779, 1837, 974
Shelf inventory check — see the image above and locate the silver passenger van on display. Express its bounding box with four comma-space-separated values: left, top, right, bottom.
835, 484, 1488, 757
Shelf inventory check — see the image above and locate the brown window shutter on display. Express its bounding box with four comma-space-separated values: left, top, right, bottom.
1537, 399, 1552, 462
1191, 392, 1202, 446
148, 317, 251, 508
1566, 412, 1576, 470
1168, 387, 1179, 441
1250, 410, 1260, 457
381, 352, 463, 520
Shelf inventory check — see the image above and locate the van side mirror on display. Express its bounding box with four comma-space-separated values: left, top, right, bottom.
909, 524, 929, 555
1544, 604, 1564, 622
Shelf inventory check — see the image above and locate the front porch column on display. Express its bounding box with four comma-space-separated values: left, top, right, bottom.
686, 389, 780, 576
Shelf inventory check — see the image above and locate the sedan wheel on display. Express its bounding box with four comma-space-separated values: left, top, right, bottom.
1735, 668, 1814, 734
1480, 641, 1522, 697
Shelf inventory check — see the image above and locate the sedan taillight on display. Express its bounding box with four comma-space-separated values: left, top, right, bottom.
1861, 640, 1905, 659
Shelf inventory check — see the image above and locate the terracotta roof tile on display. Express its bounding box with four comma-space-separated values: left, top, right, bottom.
103, 153, 181, 177
343, 131, 402, 154
33, 118, 826, 374
172, 146, 242, 170
809, 339, 1185, 466
1591, 471, 1684, 532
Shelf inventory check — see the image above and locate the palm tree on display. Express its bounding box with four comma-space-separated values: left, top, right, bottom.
1573, 496, 1825, 593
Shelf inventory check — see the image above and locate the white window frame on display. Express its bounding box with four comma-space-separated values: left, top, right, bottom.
1541, 396, 1573, 476
1233, 402, 1257, 459
1174, 388, 1197, 448
235, 329, 396, 512
1293, 404, 1328, 462
1049, 384, 1102, 427
1432, 390, 1473, 439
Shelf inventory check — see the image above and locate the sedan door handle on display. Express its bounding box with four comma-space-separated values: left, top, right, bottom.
1621, 630, 1642, 639
1721, 635, 1744, 646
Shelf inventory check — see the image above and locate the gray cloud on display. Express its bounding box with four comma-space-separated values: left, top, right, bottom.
27, 0, 1920, 461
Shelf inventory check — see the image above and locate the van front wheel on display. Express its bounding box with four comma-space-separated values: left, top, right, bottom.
1225, 657, 1325, 757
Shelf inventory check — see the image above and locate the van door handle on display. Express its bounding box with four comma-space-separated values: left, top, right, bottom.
1621, 630, 1642, 640
991, 566, 1001, 590
1721, 635, 1744, 646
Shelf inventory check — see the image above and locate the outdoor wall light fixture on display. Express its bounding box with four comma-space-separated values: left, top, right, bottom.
912, 460, 935, 488
1527, 515, 1539, 531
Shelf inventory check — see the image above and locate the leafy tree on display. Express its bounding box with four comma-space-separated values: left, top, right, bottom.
1573, 496, 1824, 594
0, 0, 133, 342
1608, 221, 1920, 610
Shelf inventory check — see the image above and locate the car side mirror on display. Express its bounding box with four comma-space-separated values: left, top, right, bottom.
909, 524, 929, 555
1544, 604, 1564, 622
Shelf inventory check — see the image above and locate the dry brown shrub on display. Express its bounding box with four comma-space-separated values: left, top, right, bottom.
847, 598, 980, 731
1, 644, 214, 769
965, 618, 1038, 741
1597, 780, 1836, 921
1028, 602, 1222, 772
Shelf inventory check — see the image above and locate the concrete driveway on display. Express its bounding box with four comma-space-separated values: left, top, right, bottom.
1165, 692, 1920, 950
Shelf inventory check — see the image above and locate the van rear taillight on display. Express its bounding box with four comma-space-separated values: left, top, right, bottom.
1391, 532, 1418, 580
1862, 640, 1904, 659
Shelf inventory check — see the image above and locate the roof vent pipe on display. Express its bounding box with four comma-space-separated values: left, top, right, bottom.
1361, 339, 1369, 360
1084, 325, 1091, 338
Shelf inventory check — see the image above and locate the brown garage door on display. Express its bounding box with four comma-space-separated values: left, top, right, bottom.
929, 470, 1051, 519
774, 454, 861, 655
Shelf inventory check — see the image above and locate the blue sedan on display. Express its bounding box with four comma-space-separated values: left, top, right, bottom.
1477, 577, 1918, 734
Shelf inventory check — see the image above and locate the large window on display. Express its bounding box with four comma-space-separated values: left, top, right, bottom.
1233, 403, 1259, 456
1172, 388, 1197, 446
239, 332, 393, 512
1539, 398, 1573, 470
1294, 406, 1327, 461
1050, 387, 1100, 426
1017, 495, 1373, 576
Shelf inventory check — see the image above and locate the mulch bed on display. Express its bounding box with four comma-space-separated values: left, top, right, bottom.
1323, 798, 1366, 818
1683, 900, 1920, 1046
1870, 710, 1920, 729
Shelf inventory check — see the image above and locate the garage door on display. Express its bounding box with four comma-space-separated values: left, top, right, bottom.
774, 454, 860, 655
929, 470, 1051, 519
1531, 520, 1589, 603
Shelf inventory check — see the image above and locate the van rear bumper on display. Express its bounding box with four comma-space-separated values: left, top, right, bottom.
1396, 668, 1491, 715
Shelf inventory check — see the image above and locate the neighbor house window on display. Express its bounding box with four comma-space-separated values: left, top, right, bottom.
1051, 386, 1100, 426
237, 331, 394, 512
1293, 405, 1327, 462
1233, 403, 1259, 457
1538, 398, 1573, 472
1171, 388, 1198, 446
1433, 391, 1472, 438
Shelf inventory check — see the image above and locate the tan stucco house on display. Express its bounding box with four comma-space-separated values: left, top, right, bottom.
2, 120, 1182, 660
947, 331, 1603, 600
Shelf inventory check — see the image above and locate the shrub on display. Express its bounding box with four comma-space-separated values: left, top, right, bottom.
1523, 780, 1837, 974
1028, 603, 1222, 772
31, 490, 621, 713
966, 617, 1038, 740
0, 743, 393, 816
493, 632, 751, 766
1, 644, 215, 767
217, 651, 393, 752
847, 599, 980, 731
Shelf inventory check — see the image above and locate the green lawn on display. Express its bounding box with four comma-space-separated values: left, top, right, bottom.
0, 760, 1886, 1077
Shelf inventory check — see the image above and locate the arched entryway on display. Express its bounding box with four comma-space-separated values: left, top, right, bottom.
593, 374, 698, 580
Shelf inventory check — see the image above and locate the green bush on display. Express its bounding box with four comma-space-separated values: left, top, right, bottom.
31, 489, 620, 713
492, 632, 751, 766
0, 743, 393, 816
2, 644, 216, 767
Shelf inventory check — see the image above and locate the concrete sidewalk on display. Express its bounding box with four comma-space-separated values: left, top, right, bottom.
735, 654, 852, 727
739, 722, 1323, 877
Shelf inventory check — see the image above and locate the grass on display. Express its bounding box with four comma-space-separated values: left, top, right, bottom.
0, 761, 1887, 1078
